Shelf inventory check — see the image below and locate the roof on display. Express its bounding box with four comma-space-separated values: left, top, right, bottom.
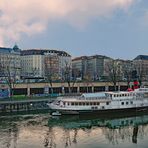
134, 55, 148, 60
13, 44, 21, 52
0, 47, 12, 53
81, 92, 106, 98
0, 45, 21, 54
72, 55, 111, 61
21, 49, 71, 57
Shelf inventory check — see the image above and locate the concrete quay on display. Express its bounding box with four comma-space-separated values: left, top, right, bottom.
0, 98, 52, 113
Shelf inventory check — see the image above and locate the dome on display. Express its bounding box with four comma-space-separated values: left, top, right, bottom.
13, 44, 21, 52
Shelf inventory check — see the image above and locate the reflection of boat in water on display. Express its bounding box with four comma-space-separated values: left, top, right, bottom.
48, 113, 148, 129
48, 88, 148, 115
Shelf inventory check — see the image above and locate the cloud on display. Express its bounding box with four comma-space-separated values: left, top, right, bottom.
0, 0, 135, 46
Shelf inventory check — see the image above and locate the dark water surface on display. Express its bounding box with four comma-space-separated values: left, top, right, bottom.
0, 112, 148, 148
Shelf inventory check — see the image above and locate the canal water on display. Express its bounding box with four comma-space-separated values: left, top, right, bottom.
0, 113, 148, 148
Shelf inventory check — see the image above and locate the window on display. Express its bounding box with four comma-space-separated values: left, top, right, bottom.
106, 102, 109, 105
90, 102, 93, 105
71, 102, 74, 106
79, 102, 82, 106
130, 101, 133, 104
75, 102, 78, 106
97, 102, 100, 105
93, 102, 96, 106
121, 102, 124, 105
126, 102, 129, 105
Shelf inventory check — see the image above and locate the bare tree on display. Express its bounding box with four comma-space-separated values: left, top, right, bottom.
106, 60, 122, 91
122, 61, 133, 88
133, 60, 144, 87
0, 55, 20, 97
62, 61, 77, 94
44, 55, 59, 94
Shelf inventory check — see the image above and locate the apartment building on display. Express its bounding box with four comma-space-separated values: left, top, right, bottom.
21, 50, 44, 78
133, 55, 148, 81
0, 44, 21, 80
72, 55, 112, 81
21, 49, 71, 79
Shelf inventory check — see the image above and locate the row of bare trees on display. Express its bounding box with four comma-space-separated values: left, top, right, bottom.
0, 56, 145, 98
0, 55, 20, 97
106, 59, 145, 91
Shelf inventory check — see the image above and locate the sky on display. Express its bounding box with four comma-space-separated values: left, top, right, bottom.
0, 0, 148, 59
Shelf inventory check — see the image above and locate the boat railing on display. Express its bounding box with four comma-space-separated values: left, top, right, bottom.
78, 96, 109, 100
58, 96, 81, 99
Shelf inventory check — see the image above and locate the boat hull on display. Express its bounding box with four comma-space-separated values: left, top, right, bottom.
50, 106, 148, 115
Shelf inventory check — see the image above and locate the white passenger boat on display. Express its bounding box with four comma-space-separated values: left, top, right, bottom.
48, 88, 148, 115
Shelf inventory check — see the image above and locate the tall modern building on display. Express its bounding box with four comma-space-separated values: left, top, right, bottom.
21, 49, 71, 79
72, 55, 112, 81
0, 45, 21, 80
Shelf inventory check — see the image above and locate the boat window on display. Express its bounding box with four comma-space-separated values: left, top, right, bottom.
75, 102, 78, 106
86, 102, 89, 106
122, 94, 124, 97
106, 102, 109, 105
79, 102, 82, 106
130, 101, 133, 104
97, 102, 100, 105
63, 102, 65, 105
90, 102, 93, 105
83, 102, 85, 106
121, 102, 124, 105
126, 102, 129, 105
71, 102, 74, 106
93, 102, 96, 105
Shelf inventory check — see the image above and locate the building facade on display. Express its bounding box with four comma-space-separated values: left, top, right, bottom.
21, 49, 71, 80
133, 55, 148, 82
0, 45, 21, 80
72, 55, 112, 81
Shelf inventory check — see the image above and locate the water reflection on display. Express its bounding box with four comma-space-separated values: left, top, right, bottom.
0, 113, 148, 148
47, 114, 148, 147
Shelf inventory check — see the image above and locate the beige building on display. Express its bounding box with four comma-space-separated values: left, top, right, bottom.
21, 49, 71, 80
21, 51, 44, 78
